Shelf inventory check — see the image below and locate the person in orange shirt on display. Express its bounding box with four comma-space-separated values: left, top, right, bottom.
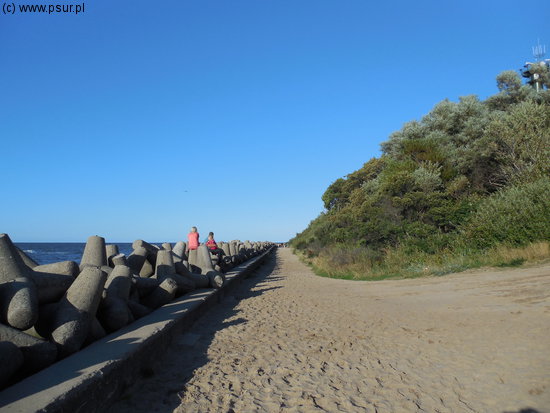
187, 226, 199, 250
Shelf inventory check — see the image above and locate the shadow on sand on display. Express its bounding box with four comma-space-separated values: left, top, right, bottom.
108, 250, 283, 412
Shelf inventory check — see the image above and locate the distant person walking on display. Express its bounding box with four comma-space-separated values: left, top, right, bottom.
188, 226, 200, 251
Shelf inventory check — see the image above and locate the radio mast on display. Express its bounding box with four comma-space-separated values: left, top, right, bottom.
522, 40, 550, 92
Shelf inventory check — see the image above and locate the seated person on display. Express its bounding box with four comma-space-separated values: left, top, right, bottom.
205, 232, 225, 265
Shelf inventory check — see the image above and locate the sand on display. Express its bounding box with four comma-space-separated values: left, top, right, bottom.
108, 248, 550, 413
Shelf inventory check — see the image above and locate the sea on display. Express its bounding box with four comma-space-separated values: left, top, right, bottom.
15, 242, 138, 266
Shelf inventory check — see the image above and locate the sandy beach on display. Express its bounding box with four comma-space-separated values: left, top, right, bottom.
108, 248, 550, 413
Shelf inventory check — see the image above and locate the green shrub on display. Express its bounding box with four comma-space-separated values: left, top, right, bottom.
289, 70, 550, 280
462, 177, 550, 248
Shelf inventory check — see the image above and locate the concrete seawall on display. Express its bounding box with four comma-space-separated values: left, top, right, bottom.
0, 247, 274, 412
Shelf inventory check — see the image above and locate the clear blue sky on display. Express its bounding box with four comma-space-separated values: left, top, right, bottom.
1, 0, 548, 242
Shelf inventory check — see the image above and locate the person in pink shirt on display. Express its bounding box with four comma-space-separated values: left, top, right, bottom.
187, 226, 199, 250
205, 231, 225, 269
205, 232, 218, 250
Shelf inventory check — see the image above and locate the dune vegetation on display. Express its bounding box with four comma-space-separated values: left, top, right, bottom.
290, 70, 550, 279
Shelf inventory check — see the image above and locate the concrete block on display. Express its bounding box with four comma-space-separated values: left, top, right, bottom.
131, 276, 158, 298
0, 247, 276, 411
80, 236, 107, 270
197, 245, 215, 274
15, 247, 38, 269
0, 341, 24, 389
0, 277, 39, 330
206, 271, 224, 289
186, 273, 209, 289
155, 250, 175, 279
127, 299, 152, 319
104, 265, 132, 301
29, 271, 73, 304
0, 234, 33, 283
155, 250, 194, 295
141, 278, 178, 309
97, 265, 133, 332
105, 244, 119, 267
98, 298, 131, 333
229, 241, 237, 257
50, 266, 108, 357
131, 240, 159, 267
187, 248, 198, 269
110, 253, 127, 267
174, 260, 192, 277
197, 245, 224, 289
33, 302, 57, 339
172, 241, 187, 262
85, 316, 107, 345
140, 258, 154, 278
221, 242, 231, 258
127, 246, 148, 276
0, 324, 57, 375
161, 242, 172, 251
33, 261, 79, 277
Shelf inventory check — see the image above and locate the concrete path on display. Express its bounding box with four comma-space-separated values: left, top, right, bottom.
108, 248, 550, 413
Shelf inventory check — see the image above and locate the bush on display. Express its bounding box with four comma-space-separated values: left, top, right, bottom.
289, 70, 550, 280
462, 177, 550, 248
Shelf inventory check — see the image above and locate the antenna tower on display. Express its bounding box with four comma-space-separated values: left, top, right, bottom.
522, 40, 549, 92
532, 40, 546, 61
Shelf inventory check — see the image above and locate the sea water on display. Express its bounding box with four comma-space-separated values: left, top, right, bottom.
15, 242, 135, 265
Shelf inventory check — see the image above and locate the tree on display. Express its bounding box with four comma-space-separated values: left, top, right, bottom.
496, 70, 522, 93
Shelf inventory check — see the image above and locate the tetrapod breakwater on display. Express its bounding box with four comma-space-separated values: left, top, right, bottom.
0, 233, 274, 412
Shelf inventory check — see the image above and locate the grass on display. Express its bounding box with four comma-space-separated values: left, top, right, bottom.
294, 241, 550, 281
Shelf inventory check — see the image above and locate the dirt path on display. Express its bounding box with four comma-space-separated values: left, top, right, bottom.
108, 248, 550, 413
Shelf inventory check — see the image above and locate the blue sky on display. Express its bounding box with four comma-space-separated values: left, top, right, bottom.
1, 0, 548, 242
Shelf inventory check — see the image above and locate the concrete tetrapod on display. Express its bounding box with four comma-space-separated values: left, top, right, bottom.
127, 246, 149, 277
0, 277, 39, 330
139, 258, 154, 278
105, 244, 120, 267
49, 266, 108, 358
80, 235, 107, 270
131, 276, 158, 298
126, 299, 152, 319
97, 265, 133, 332
30, 271, 74, 304
111, 253, 127, 267
132, 240, 159, 267
15, 246, 38, 269
229, 241, 240, 264
155, 250, 195, 295
141, 277, 178, 309
0, 234, 39, 330
0, 341, 24, 388
221, 242, 231, 259
172, 241, 187, 262
85, 316, 108, 345
0, 323, 57, 376
197, 245, 224, 289
187, 248, 199, 273
0, 234, 32, 282
33, 261, 79, 277
175, 261, 208, 289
